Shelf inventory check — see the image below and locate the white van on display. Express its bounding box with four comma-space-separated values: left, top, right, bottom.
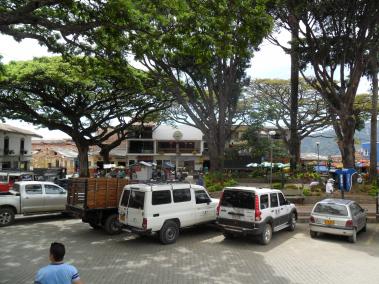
118, 183, 218, 244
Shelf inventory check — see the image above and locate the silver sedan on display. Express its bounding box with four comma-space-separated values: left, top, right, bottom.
309, 199, 367, 243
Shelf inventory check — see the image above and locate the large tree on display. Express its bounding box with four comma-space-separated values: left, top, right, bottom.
286, 0, 379, 168
248, 79, 331, 153
104, 0, 273, 171
0, 57, 170, 176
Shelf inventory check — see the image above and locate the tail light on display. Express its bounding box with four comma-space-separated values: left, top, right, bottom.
142, 218, 147, 230
216, 191, 224, 216
255, 195, 261, 221
309, 216, 315, 223
345, 220, 353, 227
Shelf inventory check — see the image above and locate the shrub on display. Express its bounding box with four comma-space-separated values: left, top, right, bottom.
204, 172, 238, 192
272, 182, 282, 189
303, 188, 311, 196
284, 184, 298, 190
369, 183, 379, 197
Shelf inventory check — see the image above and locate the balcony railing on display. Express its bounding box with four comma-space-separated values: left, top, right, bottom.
157, 148, 201, 154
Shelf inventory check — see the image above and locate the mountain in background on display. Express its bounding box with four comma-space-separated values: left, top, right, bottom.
301, 122, 376, 156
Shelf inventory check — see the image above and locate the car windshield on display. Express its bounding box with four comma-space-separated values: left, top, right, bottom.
313, 203, 348, 216
221, 190, 254, 210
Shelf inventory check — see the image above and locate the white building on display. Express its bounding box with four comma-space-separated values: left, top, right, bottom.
0, 124, 42, 170
126, 124, 204, 173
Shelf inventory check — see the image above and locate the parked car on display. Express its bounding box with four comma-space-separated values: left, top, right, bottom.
118, 183, 218, 244
0, 181, 67, 227
309, 199, 367, 243
216, 187, 297, 245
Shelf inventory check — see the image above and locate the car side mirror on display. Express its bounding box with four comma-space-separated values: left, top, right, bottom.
286, 200, 291, 205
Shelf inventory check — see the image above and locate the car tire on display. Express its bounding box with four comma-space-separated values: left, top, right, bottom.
223, 231, 236, 239
310, 230, 318, 238
260, 223, 272, 245
104, 214, 122, 235
348, 228, 357, 243
0, 207, 15, 227
159, 220, 179, 245
287, 213, 296, 231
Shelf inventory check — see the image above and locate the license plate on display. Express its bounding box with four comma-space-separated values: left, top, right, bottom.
324, 219, 335, 225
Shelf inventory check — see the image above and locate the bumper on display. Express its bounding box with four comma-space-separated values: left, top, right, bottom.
216, 219, 264, 236
310, 224, 354, 236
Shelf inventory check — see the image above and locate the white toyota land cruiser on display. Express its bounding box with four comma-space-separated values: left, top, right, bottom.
118, 183, 218, 244
216, 187, 297, 245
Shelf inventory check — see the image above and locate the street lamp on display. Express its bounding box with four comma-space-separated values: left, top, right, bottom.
269, 130, 276, 188
316, 142, 320, 173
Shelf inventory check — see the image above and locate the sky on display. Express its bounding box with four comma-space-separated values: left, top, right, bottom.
0, 32, 372, 140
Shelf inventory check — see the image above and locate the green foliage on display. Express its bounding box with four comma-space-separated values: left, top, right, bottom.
303, 188, 311, 196
272, 183, 282, 189
205, 172, 238, 192
369, 182, 379, 197
284, 184, 299, 190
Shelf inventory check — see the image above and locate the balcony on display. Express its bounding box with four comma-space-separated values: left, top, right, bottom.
128, 141, 154, 154
157, 148, 201, 154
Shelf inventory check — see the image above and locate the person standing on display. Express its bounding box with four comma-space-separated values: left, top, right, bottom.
325, 178, 334, 198
35, 242, 83, 284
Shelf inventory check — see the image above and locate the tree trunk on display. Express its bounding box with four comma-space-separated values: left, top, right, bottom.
340, 115, 356, 168
205, 128, 225, 172
76, 143, 89, 177
289, 13, 300, 171
369, 57, 378, 182
100, 148, 111, 164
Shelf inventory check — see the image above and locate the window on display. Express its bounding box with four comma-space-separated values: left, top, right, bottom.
173, 188, 191, 203
4, 136, 9, 154
45, 184, 64, 194
12, 183, 20, 193
55, 160, 60, 167
220, 190, 254, 209
195, 190, 211, 204
260, 194, 269, 209
152, 190, 171, 205
278, 193, 286, 206
350, 203, 363, 216
0, 175, 7, 183
270, 193, 279, 208
20, 138, 25, 153
25, 184, 42, 195
120, 190, 145, 209
314, 203, 348, 216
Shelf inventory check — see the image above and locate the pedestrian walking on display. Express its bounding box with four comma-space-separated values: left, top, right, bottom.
325, 178, 334, 198
34, 242, 83, 284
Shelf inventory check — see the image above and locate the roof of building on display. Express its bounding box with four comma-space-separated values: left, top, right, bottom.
0, 123, 42, 138
51, 148, 78, 158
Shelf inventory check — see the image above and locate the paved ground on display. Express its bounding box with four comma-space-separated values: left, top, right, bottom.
1, 215, 379, 284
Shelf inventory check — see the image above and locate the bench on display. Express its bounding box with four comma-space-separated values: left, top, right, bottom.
282, 188, 305, 204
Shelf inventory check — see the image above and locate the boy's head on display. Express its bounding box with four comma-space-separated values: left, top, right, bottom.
49, 242, 65, 262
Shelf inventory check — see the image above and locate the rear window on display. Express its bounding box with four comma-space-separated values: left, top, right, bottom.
313, 203, 348, 216
221, 190, 254, 210
12, 183, 20, 193
152, 190, 172, 205
120, 190, 145, 209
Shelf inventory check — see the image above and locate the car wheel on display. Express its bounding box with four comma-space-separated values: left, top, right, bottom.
348, 228, 357, 243
104, 214, 122, 235
260, 223, 272, 245
0, 207, 15, 227
159, 220, 179, 245
223, 231, 236, 239
362, 222, 367, 233
310, 230, 318, 238
287, 213, 296, 231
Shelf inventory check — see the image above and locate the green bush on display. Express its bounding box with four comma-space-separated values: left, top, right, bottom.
272, 182, 282, 189
369, 183, 379, 197
303, 188, 311, 196
204, 171, 238, 192
284, 184, 298, 190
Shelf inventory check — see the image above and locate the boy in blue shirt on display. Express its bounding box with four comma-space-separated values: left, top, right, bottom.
35, 242, 83, 284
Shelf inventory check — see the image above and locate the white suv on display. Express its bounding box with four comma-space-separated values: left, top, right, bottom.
216, 187, 297, 245
118, 183, 218, 244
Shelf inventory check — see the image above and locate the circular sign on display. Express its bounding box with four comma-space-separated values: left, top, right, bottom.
173, 130, 183, 141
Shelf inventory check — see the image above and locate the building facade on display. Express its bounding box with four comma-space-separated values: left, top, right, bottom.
0, 124, 42, 170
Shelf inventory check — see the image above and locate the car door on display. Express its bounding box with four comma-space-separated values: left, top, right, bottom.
43, 184, 67, 211
351, 203, 365, 231
21, 184, 44, 213
269, 193, 281, 227
278, 192, 290, 225
172, 186, 193, 227
194, 189, 214, 223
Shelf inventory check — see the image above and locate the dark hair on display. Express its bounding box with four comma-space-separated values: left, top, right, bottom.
50, 242, 65, 262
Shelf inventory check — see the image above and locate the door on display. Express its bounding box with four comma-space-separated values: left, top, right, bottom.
43, 184, 67, 211
21, 184, 44, 213
194, 189, 214, 223
350, 203, 366, 231
172, 187, 193, 227
269, 193, 281, 227
278, 192, 290, 225
126, 190, 146, 229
